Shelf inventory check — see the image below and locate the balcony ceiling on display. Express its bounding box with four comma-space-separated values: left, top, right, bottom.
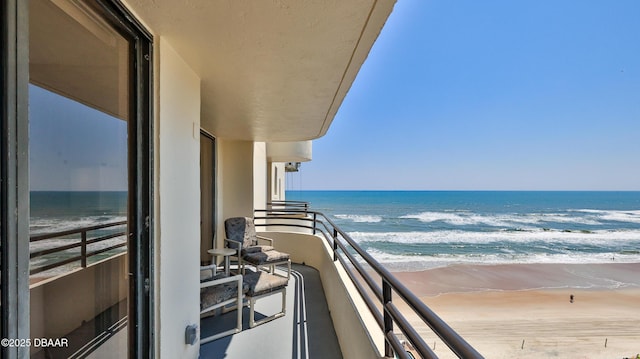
125, 0, 395, 141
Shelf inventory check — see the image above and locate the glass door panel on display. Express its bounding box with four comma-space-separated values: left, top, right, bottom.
29, 0, 130, 357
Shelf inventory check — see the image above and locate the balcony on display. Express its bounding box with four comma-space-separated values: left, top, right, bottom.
200, 264, 343, 358
200, 201, 484, 359
26, 201, 483, 358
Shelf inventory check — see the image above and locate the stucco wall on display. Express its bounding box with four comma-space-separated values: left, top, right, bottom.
215, 139, 254, 248
268, 162, 286, 201
157, 37, 201, 359
253, 142, 267, 210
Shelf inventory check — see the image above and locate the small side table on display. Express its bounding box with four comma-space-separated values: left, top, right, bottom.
207, 248, 236, 276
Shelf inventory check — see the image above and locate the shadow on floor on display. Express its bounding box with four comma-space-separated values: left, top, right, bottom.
199, 264, 343, 359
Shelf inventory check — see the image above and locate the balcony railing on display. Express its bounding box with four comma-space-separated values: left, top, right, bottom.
256, 202, 484, 359
30, 221, 127, 276
267, 200, 309, 212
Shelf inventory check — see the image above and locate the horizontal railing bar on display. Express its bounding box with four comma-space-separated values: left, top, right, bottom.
267, 200, 308, 204
385, 301, 437, 359
386, 330, 411, 359
30, 241, 81, 258
30, 221, 127, 242
85, 232, 126, 246
390, 279, 483, 358
266, 200, 309, 209
254, 222, 316, 231
30, 255, 83, 275
29, 221, 128, 277
30, 243, 126, 276
30, 232, 126, 258
255, 208, 484, 359
333, 237, 383, 301
311, 210, 483, 358
335, 253, 384, 328
255, 214, 315, 222
86, 242, 127, 258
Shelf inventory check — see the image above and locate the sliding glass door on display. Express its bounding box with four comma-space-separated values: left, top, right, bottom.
2, 0, 152, 357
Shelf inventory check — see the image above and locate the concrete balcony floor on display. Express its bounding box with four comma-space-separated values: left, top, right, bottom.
199, 264, 343, 359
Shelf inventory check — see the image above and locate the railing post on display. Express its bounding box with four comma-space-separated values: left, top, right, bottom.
81, 231, 87, 267
332, 228, 338, 262
383, 279, 394, 358
313, 213, 317, 235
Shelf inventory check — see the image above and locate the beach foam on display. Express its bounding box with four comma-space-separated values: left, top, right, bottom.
334, 214, 383, 223
399, 210, 634, 227
348, 228, 640, 245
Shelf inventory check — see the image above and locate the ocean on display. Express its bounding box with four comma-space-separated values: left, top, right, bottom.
285, 191, 640, 271
30, 191, 128, 234
30, 191, 128, 275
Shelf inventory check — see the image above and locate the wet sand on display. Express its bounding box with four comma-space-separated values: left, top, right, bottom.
392, 263, 640, 359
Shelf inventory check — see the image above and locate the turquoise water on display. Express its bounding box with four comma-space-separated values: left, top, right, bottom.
286, 191, 640, 270
30, 191, 127, 234
29, 191, 128, 275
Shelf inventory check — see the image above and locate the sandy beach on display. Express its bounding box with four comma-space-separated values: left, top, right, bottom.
392, 263, 640, 359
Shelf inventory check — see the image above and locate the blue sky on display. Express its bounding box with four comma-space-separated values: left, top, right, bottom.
294, 0, 640, 190
30, 85, 128, 191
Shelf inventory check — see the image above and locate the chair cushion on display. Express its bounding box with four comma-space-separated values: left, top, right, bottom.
200, 271, 227, 283
200, 276, 249, 311
243, 250, 290, 265
243, 271, 289, 297
201, 284, 238, 311
241, 245, 274, 255
225, 217, 258, 248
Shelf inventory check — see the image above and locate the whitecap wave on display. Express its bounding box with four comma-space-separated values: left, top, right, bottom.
572, 209, 640, 224
334, 214, 382, 223
363, 249, 640, 269
400, 210, 627, 227
348, 229, 640, 245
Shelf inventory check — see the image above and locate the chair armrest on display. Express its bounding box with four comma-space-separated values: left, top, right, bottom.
200, 264, 217, 281
256, 235, 274, 245
224, 238, 242, 251
200, 264, 217, 272
200, 273, 243, 289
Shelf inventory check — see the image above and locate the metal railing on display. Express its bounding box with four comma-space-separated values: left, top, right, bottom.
267, 200, 309, 212
255, 205, 484, 359
29, 221, 127, 275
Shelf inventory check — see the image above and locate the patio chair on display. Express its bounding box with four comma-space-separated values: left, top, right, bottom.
224, 217, 291, 279
243, 270, 289, 328
199, 265, 244, 344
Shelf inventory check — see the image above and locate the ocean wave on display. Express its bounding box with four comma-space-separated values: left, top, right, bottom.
348, 229, 640, 245
30, 215, 127, 235
29, 236, 126, 251
401, 211, 513, 226
572, 209, 640, 224
364, 249, 640, 270
334, 214, 383, 223
399, 210, 633, 227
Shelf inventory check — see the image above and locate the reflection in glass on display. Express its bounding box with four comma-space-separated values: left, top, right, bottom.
29, 0, 130, 356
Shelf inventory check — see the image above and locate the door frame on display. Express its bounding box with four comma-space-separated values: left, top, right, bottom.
1, 0, 154, 357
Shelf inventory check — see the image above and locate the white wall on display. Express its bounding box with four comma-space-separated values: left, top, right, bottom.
215, 139, 254, 248
157, 37, 201, 359
253, 142, 267, 210
270, 162, 286, 201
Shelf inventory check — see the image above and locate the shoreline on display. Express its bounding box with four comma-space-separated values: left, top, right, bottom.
392, 262, 640, 297
391, 262, 640, 359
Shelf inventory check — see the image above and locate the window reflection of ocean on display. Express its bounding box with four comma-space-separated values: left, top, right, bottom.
29, 191, 128, 277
